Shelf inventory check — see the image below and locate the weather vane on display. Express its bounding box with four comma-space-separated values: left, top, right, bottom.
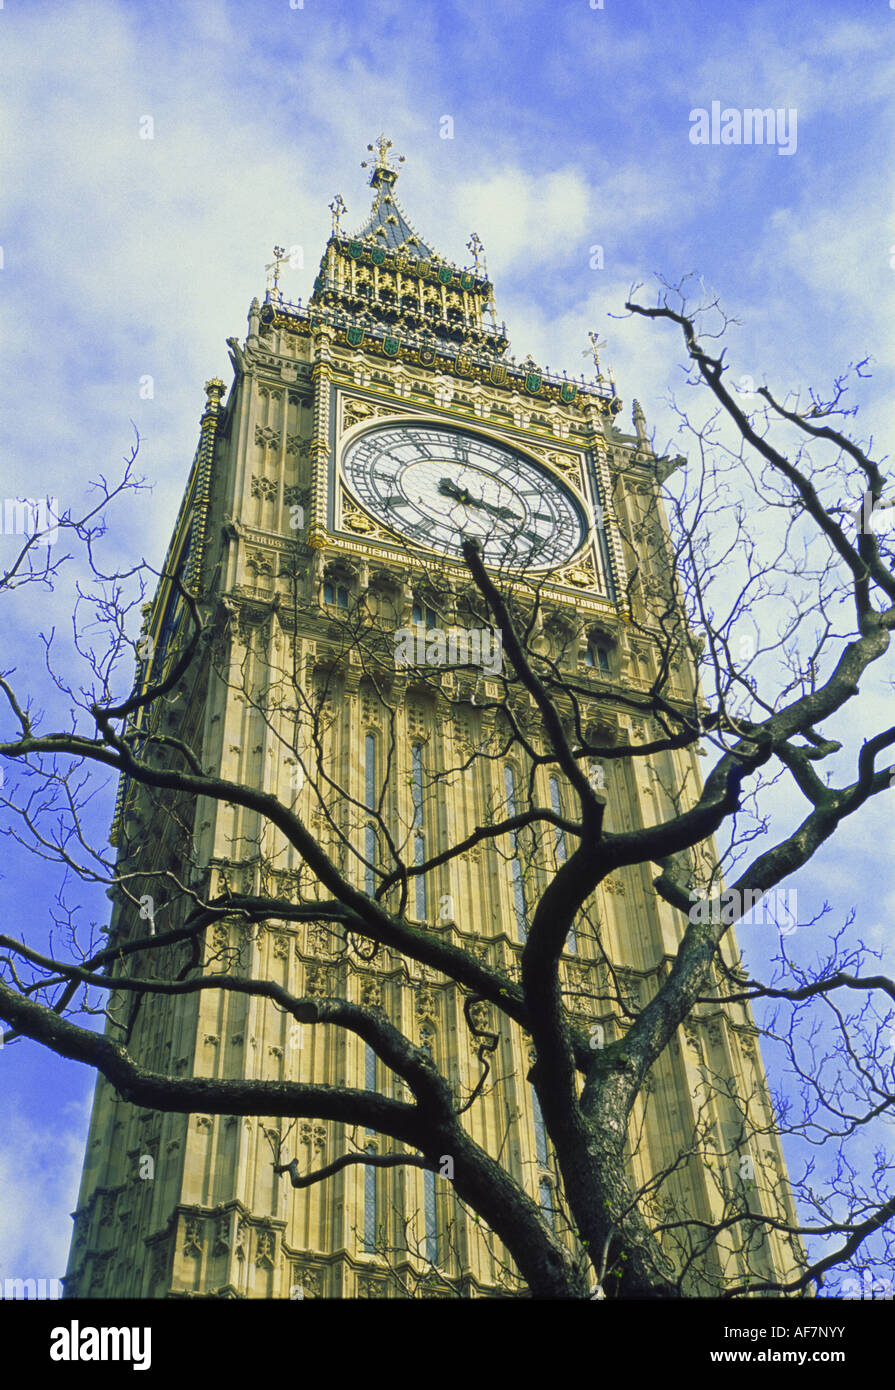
329, 194, 347, 236
584, 331, 608, 380
265, 244, 288, 297
467, 231, 487, 275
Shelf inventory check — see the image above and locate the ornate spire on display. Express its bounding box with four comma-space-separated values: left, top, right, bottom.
350, 137, 433, 261
632, 399, 649, 445
304, 139, 509, 359
361, 135, 405, 192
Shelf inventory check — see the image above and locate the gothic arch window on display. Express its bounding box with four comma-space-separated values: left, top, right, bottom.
531, 1086, 556, 1228
363, 1043, 379, 1255
364, 1041, 377, 1102
504, 764, 527, 940
419, 1029, 439, 1265
411, 743, 427, 921
362, 1142, 379, 1255
423, 1166, 438, 1265
364, 734, 378, 897
548, 776, 567, 868
538, 1177, 557, 1230
548, 776, 577, 954
364, 734, 377, 811
530, 1083, 549, 1170
363, 829, 377, 897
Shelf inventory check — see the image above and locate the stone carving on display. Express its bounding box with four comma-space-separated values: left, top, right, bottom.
357, 1274, 388, 1298
342, 398, 394, 431
616, 970, 641, 1009
305, 966, 328, 996
415, 985, 437, 1021
251, 474, 278, 501
255, 1229, 275, 1269
183, 1215, 203, 1257
682, 1021, 703, 1059
545, 449, 582, 483
306, 924, 333, 958
254, 425, 281, 450
360, 976, 382, 1008
343, 507, 380, 535
246, 550, 275, 577
213, 1212, 231, 1257
299, 1121, 326, 1151
298, 1268, 321, 1298
89, 1252, 114, 1295
468, 1000, 492, 1033
150, 1240, 169, 1288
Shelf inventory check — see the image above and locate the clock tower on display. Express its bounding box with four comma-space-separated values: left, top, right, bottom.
64, 139, 804, 1298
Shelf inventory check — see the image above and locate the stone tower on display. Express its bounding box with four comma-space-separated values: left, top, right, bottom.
64, 139, 803, 1298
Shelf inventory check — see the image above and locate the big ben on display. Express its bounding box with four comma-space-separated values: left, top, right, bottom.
64, 138, 805, 1300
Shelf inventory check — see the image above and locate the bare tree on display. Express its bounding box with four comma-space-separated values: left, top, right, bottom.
2, 285, 894, 1298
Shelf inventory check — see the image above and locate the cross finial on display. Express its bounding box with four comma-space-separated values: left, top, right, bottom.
265, 245, 288, 297
467, 231, 487, 275
361, 135, 405, 189
329, 194, 347, 236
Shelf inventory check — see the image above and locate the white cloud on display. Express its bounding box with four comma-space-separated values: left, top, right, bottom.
455, 167, 592, 270
0, 1095, 92, 1284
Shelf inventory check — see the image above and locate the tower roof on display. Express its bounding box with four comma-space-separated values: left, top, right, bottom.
252, 139, 620, 415
301, 137, 507, 356
352, 136, 434, 260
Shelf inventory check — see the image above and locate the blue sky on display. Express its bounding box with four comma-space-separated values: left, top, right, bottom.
1, 0, 893, 1292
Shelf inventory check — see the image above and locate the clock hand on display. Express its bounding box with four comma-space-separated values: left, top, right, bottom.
438, 477, 474, 506
438, 477, 520, 522
477, 498, 522, 522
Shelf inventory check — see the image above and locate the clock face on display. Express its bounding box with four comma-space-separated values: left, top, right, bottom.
341, 422, 586, 569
